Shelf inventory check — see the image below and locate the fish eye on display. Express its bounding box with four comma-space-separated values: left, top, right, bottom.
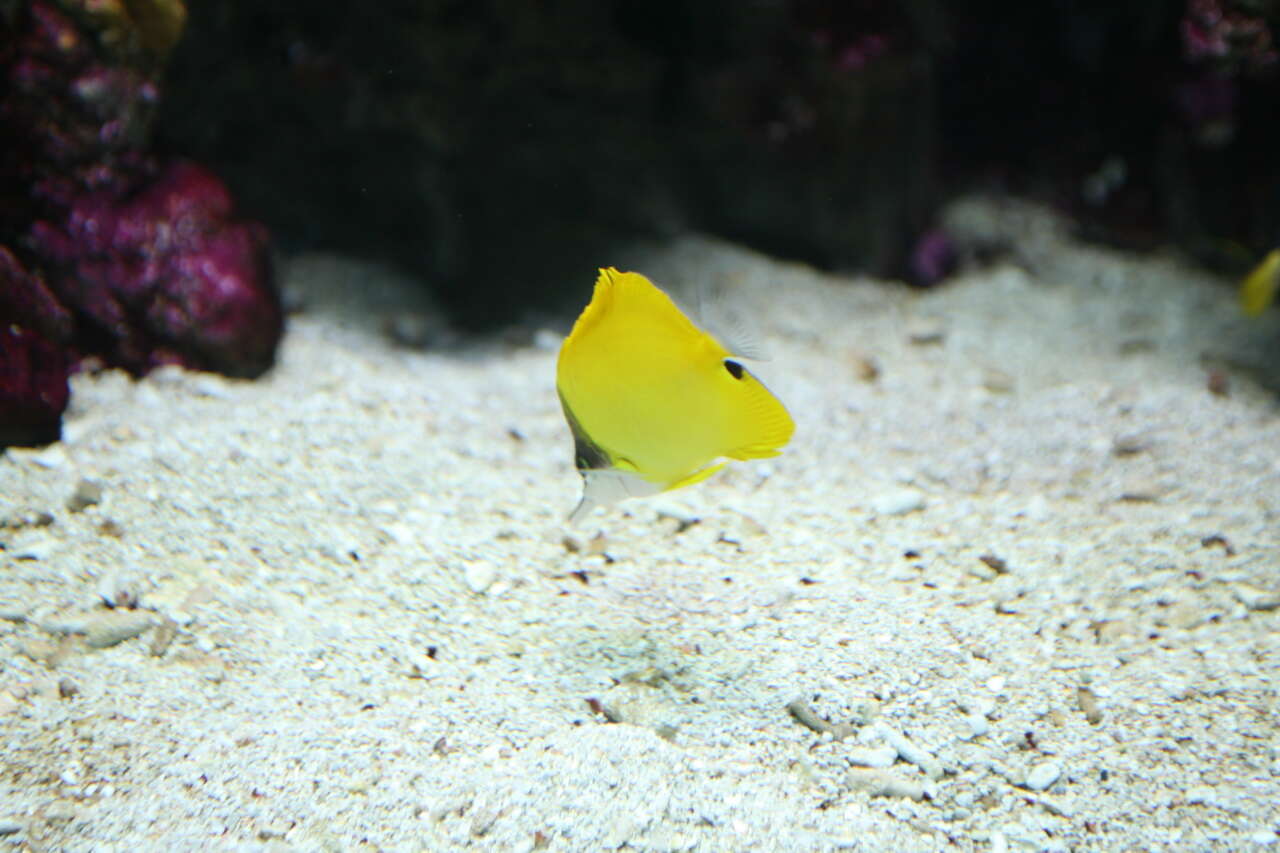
724, 360, 744, 380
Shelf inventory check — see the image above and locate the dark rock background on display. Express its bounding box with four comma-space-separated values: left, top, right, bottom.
155, 0, 1279, 329
155, 0, 944, 327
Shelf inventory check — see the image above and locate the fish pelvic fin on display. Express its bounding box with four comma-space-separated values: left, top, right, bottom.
568, 469, 662, 524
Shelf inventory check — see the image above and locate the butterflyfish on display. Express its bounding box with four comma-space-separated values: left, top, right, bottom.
1240, 248, 1280, 316
556, 267, 795, 522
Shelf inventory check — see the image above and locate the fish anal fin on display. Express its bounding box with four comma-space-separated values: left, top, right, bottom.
665, 461, 728, 492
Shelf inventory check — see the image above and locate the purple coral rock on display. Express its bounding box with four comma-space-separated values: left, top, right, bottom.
0, 325, 71, 447
0, 251, 72, 446
1, 1, 282, 446
0, 245, 72, 440
29, 161, 282, 377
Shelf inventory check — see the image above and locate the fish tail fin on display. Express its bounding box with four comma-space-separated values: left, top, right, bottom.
724, 368, 795, 461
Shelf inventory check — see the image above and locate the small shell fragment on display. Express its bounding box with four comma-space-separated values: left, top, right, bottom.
84, 611, 156, 649
1076, 686, 1103, 725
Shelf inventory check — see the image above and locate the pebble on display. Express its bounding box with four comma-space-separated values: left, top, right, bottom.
981, 367, 1015, 394
1023, 761, 1062, 792
847, 699, 880, 726
845, 745, 898, 768
42, 801, 77, 824
853, 354, 881, 382
1033, 796, 1072, 818
29, 445, 68, 469
986, 761, 1024, 786
878, 723, 944, 780
468, 805, 499, 837
959, 695, 997, 719
96, 572, 141, 610
1116, 479, 1168, 503
871, 489, 926, 517
1233, 584, 1280, 612
0, 602, 27, 622
57, 678, 78, 699
1186, 785, 1216, 805
150, 620, 178, 657
601, 813, 644, 848
12, 536, 58, 561
67, 478, 104, 512
193, 374, 235, 398
1076, 686, 1103, 725
1018, 495, 1051, 522
846, 768, 930, 801
906, 317, 946, 345
19, 640, 58, 665
1110, 433, 1149, 456
963, 714, 991, 739
977, 554, 1009, 574
385, 312, 452, 349
602, 684, 680, 733
463, 560, 497, 594
257, 822, 292, 841
84, 611, 156, 649
968, 562, 999, 581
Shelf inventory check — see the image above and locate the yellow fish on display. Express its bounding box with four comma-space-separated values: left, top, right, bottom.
1241, 249, 1280, 316
556, 267, 795, 522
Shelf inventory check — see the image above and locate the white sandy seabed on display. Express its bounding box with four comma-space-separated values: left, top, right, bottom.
1, 198, 1278, 852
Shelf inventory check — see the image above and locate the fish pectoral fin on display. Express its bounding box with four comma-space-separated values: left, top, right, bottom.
569, 469, 662, 524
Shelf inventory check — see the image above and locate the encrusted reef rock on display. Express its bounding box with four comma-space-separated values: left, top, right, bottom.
0, 0, 281, 446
